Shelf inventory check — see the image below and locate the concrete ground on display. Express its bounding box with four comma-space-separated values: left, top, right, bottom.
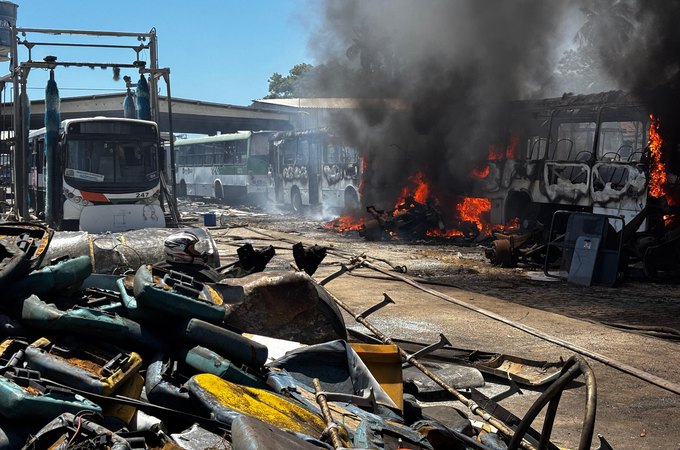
196, 205, 680, 450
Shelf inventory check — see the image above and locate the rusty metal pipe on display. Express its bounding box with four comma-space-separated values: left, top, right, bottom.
361, 260, 680, 397
324, 289, 537, 450
312, 378, 346, 449
508, 355, 596, 450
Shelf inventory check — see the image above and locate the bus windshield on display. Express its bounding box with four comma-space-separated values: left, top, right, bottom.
65, 138, 159, 190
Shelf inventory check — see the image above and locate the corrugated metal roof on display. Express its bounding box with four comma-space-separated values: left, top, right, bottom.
252, 98, 406, 110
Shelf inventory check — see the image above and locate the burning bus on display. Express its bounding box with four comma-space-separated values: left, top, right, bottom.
328, 90, 679, 263
471, 91, 677, 233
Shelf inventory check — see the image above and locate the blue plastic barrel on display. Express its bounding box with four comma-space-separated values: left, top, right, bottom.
203, 213, 217, 227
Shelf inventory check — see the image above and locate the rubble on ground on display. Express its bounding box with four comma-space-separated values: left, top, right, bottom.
0, 222, 597, 450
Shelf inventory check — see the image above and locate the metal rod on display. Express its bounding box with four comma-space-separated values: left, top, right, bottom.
11, 26, 21, 220
323, 287, 537, 450
19, 41, 147, 50
312, 378, 346, 449
17, 68, 28, 219
361, 260, 680, 397
319, 261, 364, 285
148, 29, 160, 130
17, 27, 155, 38
162, 70, 180, 224
20, 61, 144, 70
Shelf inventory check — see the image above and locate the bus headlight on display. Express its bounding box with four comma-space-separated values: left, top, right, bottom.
73, 196, 82, 204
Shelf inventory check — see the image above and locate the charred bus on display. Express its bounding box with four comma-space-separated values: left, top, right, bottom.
269, 129, 362, 213
474, 91, 677, 232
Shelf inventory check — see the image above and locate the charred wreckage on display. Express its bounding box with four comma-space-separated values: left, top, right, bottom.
0, 219, 615, 450
328, 92, 680, 286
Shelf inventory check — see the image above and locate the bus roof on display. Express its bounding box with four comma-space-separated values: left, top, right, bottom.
172, 130, 276, 146
60, 116, 159, 127
29, 116, 159, 138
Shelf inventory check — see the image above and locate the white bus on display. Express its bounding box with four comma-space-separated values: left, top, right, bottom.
29, 117, 165, 232
173, 131, 274, 204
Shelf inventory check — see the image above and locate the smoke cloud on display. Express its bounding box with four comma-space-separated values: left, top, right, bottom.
308, 0, 577, 208
593, 0, 680, 152
306, 0, 680, 212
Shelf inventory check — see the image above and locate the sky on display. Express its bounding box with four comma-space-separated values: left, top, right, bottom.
2, 0, 316, 106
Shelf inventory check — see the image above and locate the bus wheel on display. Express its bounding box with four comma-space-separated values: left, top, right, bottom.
178, 180, 187, 198
291, 187, 303, 214
214, 181, 224, 201
344, 188, 360, 213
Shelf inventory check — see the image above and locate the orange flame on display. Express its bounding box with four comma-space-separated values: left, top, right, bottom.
505, 133, 519, 160
457, 197, 491, 234
488, 144, 504, 161
394, 171, 430, 209
324, 214, 364, 231
426, 228, 464, 238
648, 115, 667, 198
470, 165, 491, 179
487, 132, 519, 161
358, 156, 368, 195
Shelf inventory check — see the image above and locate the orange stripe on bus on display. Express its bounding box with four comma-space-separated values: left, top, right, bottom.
80, 191, 109, 203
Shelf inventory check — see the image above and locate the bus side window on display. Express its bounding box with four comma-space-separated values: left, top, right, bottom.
597, 121, 644, 161
527, 136, 547, 160
344, 146, 358, 163
552, 122, 596, 161
282, 141, 296, 165
297, 140, 309, 165
325, 144, 337, 164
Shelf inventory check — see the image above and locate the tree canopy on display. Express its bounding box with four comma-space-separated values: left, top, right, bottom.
265, 63, 314, 99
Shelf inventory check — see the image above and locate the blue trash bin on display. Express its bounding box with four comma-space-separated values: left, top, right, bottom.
203, 213, 217, 227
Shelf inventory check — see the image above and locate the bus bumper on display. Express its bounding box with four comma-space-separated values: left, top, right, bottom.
79, 204, 166, 233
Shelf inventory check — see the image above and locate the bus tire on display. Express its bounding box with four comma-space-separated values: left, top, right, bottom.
178, 180, 187, 198
214, 181, 224, 201
505, 191, 532, 229
291, 187, 303, 214
344, 187, 360, 213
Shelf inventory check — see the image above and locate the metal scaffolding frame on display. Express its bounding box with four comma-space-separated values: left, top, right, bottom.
4, 26, 178, 222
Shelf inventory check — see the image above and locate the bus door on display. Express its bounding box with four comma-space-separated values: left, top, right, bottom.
269, 139, 284, 203
28, 136, 45, 213
308, 138, 321, 205
177, 144, 194, 196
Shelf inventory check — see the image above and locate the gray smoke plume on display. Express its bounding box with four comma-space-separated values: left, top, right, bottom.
591, 0, 680, 152
308, 0, 577, 209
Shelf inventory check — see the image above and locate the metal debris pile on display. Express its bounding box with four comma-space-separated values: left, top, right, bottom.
0, 222, 602, 450
486, 205, 680, 285
361, 198, 446, 241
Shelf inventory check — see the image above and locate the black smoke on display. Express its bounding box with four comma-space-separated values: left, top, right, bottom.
308, 0, 576, 208
593, 0, 680, 157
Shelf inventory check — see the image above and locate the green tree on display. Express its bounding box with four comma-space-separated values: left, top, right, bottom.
551, 0, 634, 94
265, 63, 314, 99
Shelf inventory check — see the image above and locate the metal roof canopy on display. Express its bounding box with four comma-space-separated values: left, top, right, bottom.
8, 93, 295, 135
